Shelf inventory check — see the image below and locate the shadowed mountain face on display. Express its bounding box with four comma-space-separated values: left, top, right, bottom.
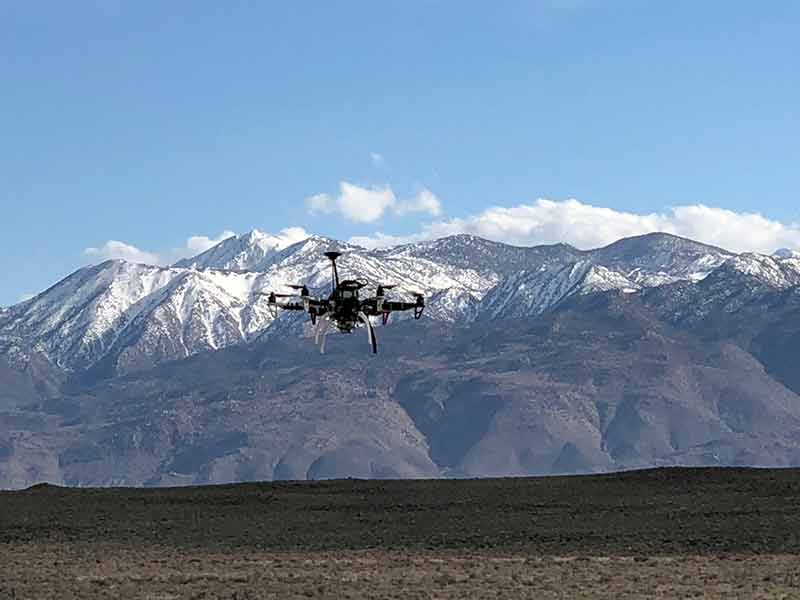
4, 294, 800, 488
1, 232, 800, 488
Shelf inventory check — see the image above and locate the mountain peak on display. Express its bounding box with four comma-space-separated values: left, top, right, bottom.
595, 231, 732, 255
237, 227, 309, 251
240, 228, 267, 242
174, 228, 310, 271
774, 248, 800, 259
590, 231, 732, 283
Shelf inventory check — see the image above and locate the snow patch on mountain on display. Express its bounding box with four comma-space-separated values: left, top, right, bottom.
477, 261, 639, 320
714, 253, 800, 289
0, 261, 280, 372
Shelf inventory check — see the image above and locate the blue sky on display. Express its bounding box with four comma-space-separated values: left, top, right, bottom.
2, 1, 799, 305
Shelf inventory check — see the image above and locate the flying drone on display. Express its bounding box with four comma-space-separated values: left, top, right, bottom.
264, 251, 425, 354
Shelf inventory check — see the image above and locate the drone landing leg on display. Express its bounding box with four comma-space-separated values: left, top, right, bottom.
315, 316, 331, 354
320, 321, 332, 353
314, 318, 323, 346
358, 311, 378, 354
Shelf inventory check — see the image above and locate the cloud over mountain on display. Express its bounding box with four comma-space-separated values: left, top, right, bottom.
351, 199, 800, 253
81, 199, 800, 276
85, 230, 240, 266
85, 240, 160, 264
181, 230, 238, 257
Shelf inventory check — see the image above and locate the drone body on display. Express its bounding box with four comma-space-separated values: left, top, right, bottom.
265, 251, 424, 354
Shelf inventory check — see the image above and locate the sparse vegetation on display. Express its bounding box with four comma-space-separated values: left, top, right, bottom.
1, 468, 800, 597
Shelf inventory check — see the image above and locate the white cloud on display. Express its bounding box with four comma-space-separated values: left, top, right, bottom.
305, 181, 442, 223
395, 188, 442, 218
349, 231, 420, 248
182, 230, 236, 257
18, 292, 35, 303
85, 230, 240, 266
270, 226, 312, 248
85, 240, 160, 264
350, 198, 800, 254
306, 193, 334, 217
337, 182, 397, 223
81, 200, 800, 271
664, 205, 800, 253
370, 152, 385, 167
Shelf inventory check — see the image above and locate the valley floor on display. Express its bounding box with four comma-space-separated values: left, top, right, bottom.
2, 545, 798, 599
1, 467, 799, 598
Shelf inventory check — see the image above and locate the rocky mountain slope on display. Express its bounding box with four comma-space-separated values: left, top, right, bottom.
2, 230, 800, 488
4, 295, 800, 488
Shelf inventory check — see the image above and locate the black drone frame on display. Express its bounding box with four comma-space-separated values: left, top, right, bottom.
263, 251, 424, 354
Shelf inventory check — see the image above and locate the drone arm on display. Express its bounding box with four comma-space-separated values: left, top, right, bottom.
273, 302, 306, 311
359, 298, 419, 312
382, 300, 415, 311
307, 298, 328, 309
260, 291, 312, 317
358, 299, 381, 317
360, 293, 425, 321
382, 298, 425, 319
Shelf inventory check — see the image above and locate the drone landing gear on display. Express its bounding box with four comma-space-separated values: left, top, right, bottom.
358, 311, 378, 355
414, 294, 425, 320
314, 315, 332, 353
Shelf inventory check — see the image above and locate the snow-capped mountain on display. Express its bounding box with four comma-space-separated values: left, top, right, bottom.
174, 228, 309, 271
0, 234, 494, 375
640, 251, 800, 326
1, 230, 797, 378
382, 234, 584, 277
715, 253, 800, 288
0, 260, 277, 373
588, 232, 732, 283
477, 261, 639, 320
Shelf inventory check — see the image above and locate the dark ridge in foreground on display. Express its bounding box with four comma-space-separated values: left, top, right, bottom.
3, 467, 800, 555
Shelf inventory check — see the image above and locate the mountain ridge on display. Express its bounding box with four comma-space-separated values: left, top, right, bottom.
0, 231, 744, 377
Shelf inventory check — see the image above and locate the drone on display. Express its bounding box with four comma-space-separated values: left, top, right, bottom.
264, 251, 425, 354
